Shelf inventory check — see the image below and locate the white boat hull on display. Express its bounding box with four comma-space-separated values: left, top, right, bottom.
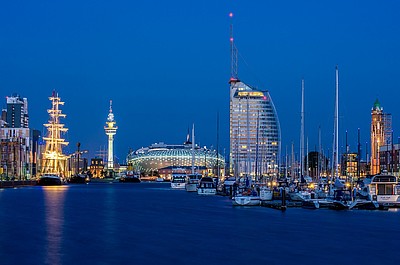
375, 195, 400, 206
302, 199, 320, 209
289, 191, 311, 201
197, 188, 216, 195
232, 196, 261, 206
171, 183, 186, 189
349, 199, 379, 210
260, 189, 273, 201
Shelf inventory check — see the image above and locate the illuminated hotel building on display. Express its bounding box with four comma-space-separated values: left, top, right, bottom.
370, 99, 392, 175
229, 80, 280, 178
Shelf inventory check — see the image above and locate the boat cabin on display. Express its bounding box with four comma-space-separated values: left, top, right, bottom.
369, 174, 400, 205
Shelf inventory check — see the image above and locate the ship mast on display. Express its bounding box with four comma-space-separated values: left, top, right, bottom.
191, 124, 195, 175
300, 79, 305, 181
331, 66, 339, 191
41, 90, 69, 176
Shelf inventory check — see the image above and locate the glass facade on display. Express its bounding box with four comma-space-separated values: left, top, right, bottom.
229, 81, 280, 178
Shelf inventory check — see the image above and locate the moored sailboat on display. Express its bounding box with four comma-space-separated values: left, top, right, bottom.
185, 124, 202, 192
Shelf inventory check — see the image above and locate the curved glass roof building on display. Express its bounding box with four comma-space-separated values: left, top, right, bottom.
127, 141, 225, 175
229, 79, 281, 178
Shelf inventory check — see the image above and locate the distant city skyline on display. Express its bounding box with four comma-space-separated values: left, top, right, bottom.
1, 1, 400, 161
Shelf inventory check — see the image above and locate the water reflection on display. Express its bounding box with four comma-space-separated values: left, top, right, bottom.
42, 186, 68, 265
103, 187, 117, 247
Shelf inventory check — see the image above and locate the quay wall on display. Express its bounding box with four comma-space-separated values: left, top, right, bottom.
0, 180, 37, 188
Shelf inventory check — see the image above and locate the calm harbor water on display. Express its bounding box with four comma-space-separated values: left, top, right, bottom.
0, 182, 399, 265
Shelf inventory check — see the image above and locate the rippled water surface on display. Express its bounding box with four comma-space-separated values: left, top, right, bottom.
0, 182, 399, 265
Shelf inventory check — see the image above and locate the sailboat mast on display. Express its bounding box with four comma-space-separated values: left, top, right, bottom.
300, 79, 305, 180
357, 128, 361, 178
318, 126, 321, 179
335, 66, 339, 179
291, 142, 295, 179
191, 124, 195, 175
285, 145, 288, 178
331, 65, 339, 191
216, 112, 220, 179
255, 110, 260, 182
306, 137, 309, 177
246, 96, 251, 184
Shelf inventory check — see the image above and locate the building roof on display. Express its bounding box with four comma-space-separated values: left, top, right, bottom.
373, 98, 382, 111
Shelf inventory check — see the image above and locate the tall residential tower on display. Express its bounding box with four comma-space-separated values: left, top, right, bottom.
0, 94, 30, 178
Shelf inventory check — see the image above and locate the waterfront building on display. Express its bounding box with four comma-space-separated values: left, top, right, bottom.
40, 91, 69, 176
305, 151, 329, 179
89, 158, 105, 178
370, 99, 392, 175
228, 13, 280, 179
0, 94, 31, 179
379, 144, 400, 176
30, 129, 41, 176
229, 81, 280, 179
340, 153, 360, 180
127, 139, 225, 181
5, 94, 29, 128
104, 100, 117, 170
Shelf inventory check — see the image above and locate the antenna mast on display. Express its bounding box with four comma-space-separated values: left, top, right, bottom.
229, 12, 239, 82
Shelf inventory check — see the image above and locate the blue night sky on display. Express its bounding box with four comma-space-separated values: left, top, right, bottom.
1, 1, 400, 162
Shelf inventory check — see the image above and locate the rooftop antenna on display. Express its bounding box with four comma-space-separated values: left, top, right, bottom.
229, 12, 239, 83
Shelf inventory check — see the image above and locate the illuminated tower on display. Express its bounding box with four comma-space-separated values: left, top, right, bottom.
228, 13, 280, 179
41, 91, 69, 175
370, 99, 392, 175
104, 100, 118, 170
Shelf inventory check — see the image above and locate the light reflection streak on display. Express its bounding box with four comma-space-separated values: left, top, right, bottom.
43, 186, 68, 265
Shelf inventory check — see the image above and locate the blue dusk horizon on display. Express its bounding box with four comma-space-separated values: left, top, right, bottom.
1, 1, 400, 162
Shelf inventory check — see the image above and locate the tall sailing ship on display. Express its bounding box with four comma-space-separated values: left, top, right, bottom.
38, 91, 69, 185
